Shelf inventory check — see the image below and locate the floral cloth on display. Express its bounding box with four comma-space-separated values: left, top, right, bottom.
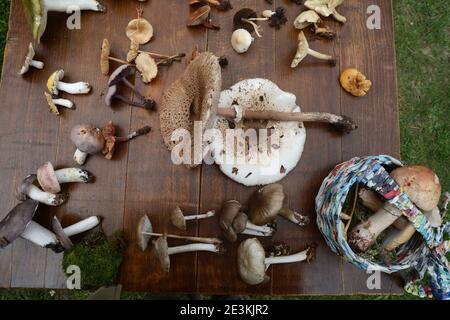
315, 155, 450, 299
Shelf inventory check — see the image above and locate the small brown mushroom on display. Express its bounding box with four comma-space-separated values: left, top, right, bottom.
170, 206, 215, 231
20, 43, 44, 75
340, 68, 372, 97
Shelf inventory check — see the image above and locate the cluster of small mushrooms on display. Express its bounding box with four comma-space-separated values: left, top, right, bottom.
0, 162, 100, 252
346, 166, 448, 257
136, 183, 314, 284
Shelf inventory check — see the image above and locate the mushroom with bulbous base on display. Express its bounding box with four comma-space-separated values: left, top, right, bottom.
136, 214, 222, 251
238, 238, 315, 285
170, 206, 215, 231
153, 234, 225, 273
17, 175, 68, 206
37, 161, 93, 193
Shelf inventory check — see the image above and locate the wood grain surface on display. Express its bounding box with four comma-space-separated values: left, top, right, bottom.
0, 0, 401, 295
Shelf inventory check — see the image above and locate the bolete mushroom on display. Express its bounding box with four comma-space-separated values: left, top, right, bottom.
291, 31, 335, 67
349, 165, 442, 252
20, 43, 44, 75
17, 175, 67, 206
237, 238, 315, 285
47, 70, 91, 95
219, 200, 276, 242
153, 234, 225, 273
231, 29, 254, 53
22, 0, 106, 43
106, 64, 156, 109
160, 52, 356, 169
340, 68, 372, 97
293, 10, 336, 39
304, 0, 347, 23
70, 124, 105, 165
44, 92, 74, 115
36, 161, 93, 194
170, 206, 215, 231
136, 214, 221, 251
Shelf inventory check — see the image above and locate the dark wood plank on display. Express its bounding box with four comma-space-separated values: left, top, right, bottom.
338, 0, 401, 294
120, 1, 207, 292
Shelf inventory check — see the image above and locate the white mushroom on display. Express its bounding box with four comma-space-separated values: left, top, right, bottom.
231, 29, 254, 53
291, 31, 335, 68
20, 43, 44, 75
47, 70, 91, 95
17, 175, 67, 206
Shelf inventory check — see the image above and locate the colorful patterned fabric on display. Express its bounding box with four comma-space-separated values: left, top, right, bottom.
315, 155, 450, 299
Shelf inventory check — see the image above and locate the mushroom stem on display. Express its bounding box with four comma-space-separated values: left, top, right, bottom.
141, 232, 221, 244
156, 53, 187, 66
167, 243, 221, 255
63, 216, 101, 237
245, 221, 274, 233
248, 17, 269, 21
108, 56, 131, 65
30, 60, 44, 69
114, 94, 154, 109
44, 0, 106, 12
54, 168, 93, 184
23, 184, 67, 206
216, 107, 357, 133
332, 9, 347, 23
241, 18, 262, 38
307, 48, 334, 62
73, 149, 88, 165
120, 78, 147, 102
52, 98, 74, 109
114, 126, 152, 143
183, 210, 216, 221
56, 81, 91, 95
138, 51, 184, 60
279, 208, 310, 227
265, 247, 311, 265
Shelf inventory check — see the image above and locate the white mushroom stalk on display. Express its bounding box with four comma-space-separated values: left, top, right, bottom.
52, 98, 74, 109
167, 243, 222, 255
20, 216, 101, 251
54, 168, 92, 184
140, 231, 222, 245
183, 211, 215, 221
42, 0, 105, 12
264, 248, 311, 266
241, 19, 262, 38
56, 81, 91, 95
245, 222, 275, 234
74, 149, 88, 165
18, 175, 67, 206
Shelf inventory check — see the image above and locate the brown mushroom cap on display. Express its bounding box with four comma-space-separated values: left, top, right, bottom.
248, 183, 285, 225
170, 206, 187, 231
70, 124, 105, 155
160, 52, 222, 167
390, 165, 442, 212
100, 38, 111, 75
52, 216, 74, 250
153, 235, 170, 273
137, 214, 152, 251
237, 238, 269, 285
37, 162, 61, 194
135, 53, 158, 84
219, 200, 242, 242
126, 17, 153, 45
339, 68, 372, 97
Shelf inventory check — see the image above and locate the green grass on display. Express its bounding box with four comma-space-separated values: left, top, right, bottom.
0, 0, 447, 300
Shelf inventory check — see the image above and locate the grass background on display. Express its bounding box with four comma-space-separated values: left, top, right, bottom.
0, 0, 448, 300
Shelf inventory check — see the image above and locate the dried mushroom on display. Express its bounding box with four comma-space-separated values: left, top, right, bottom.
339, 68, 372, 97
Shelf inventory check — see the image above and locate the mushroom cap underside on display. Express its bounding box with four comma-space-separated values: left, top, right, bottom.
248, 183, 285, 225
211, 78, 306, 186
37, 161, 61, 193
137, 214, 152, 251
237, 238, 268, 285
160, 52, 222, 167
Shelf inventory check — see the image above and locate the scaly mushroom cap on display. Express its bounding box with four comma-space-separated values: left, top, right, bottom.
135, 53, 158, 84
153, 235, 170, 273
294, 10, 321, 29
160, 52, 222, 167
137, 214, 152, 251
22, 0, 47, 43
70, 124, 105, 154
339, 68, 372, 97
126, 16, 153, 44
0, 199, 39, 248
47, 70, 65, 95
219, 200, 242, 242
390, 165, 442, 212
52, 216, 74, 250
212, 79, 306, 186
100, 38, 111, 75
44, 92, 60, 115
237, 238, 269, 285
248, 183, 284, 225
37, 161, 61, 194
170, 206, 187, 231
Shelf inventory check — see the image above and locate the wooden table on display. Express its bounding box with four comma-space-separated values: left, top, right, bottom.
0, 0, 402, 295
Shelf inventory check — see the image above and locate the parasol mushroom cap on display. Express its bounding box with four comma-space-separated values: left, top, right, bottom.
153, 235, 170, 273
339, 68, 372, 97
237, 238, 269, 285
0, 199, 39, 248
136, 214, 152, 251
231, 29, 254, 53
390, 165, 442, 212
37, 161, 61, 194
100, 38, 111, 75
211, 78, 306, 186
293, 10, 321, 29
160, 52, 222, 167
248, 183, 285, 225
70, 124, 105, 155
126, 16, 153, 45
135, 53, 158, 84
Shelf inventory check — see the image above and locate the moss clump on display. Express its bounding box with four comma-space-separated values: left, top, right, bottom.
62, 232, 124, 289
